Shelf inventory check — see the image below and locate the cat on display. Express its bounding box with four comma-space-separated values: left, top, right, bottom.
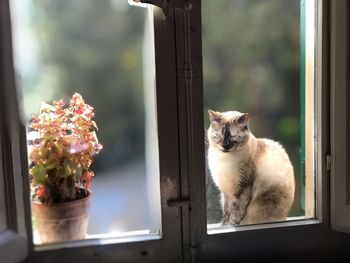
207, 110, 295, 225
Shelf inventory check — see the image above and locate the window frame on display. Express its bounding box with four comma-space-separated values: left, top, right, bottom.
185, 0, 350, 261
0, 0, 29, 262
330, 0, 350, 233
2, 0, 350, 262
26, 6, 185, 263
0, 132, 7, 232
3, 4, 186, 263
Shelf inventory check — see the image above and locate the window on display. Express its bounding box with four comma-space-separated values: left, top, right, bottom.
203, 0, 312, 228
11, 0, 163, 244
2, 0, 350, 262
188, 0, 350, 261
202, 0, 318, 234
7, 1, 183, 261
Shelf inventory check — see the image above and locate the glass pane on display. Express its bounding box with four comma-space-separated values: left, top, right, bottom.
11, 0, 161, 244
203, 0, 313, 228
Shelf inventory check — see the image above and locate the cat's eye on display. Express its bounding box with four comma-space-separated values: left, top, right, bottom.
213, 117, 221, 123
212, 133, 220, 140
237, 114, 248, 125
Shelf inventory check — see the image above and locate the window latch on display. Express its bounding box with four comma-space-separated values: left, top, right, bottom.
167, 198, 191, 208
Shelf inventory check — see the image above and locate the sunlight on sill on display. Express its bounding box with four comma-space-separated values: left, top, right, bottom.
34, 229, 161, 251
207, 216, 318, 235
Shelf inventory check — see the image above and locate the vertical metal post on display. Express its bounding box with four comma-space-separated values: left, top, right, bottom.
183, 3, 196, 262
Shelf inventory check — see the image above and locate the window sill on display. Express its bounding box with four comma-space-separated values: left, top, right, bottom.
207, 216, 319, 235
34, 229, 161, 251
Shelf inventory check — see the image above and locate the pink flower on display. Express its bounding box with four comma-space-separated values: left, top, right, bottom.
69, 143, 89, 154
36, 185, 45, 198
51, 120, 60, 127
74, 108, 84, 115
33, 139, 41, 146
82, 171, 93, 190
53, 99, 65, 108
86, 112, 94, 118
31, 116, 39, 123
95, 144, 103, 152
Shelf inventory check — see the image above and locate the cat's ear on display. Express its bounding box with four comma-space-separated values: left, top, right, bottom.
208, 110, 221, 123
237, 113, 249, 126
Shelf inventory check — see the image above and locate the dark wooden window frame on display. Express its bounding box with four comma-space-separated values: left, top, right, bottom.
1, 0, 350, 262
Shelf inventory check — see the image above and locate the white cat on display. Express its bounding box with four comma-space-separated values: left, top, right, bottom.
207, 110, 295, 225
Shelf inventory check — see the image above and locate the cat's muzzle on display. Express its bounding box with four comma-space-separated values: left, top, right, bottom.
222, 141, 238, 152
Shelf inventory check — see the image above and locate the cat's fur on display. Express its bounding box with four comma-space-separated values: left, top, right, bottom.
207, 110, 295, 225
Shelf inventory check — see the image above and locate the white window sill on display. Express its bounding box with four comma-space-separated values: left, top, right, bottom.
34, 229, 161, 251
207, 216, 319, 235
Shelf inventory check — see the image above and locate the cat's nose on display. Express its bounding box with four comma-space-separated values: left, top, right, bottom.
223, 143, 233, 151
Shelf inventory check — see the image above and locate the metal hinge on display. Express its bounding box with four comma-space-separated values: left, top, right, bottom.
326, 154, 332, 171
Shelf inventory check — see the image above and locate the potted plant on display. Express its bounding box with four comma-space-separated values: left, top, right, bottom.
28, 93, 102, 243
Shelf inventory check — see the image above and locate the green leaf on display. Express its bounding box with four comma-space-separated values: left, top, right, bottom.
74, 167, 82, 182
63, 159, 73, 175
58, 168, 68, 178
45, 160, 57, 170
30, 164, 46, 184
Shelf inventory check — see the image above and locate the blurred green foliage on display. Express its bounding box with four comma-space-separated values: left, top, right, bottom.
27, 0, 146, 170
202, 0, 302, 221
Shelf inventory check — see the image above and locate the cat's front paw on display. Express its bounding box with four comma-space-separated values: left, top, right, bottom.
228, 213, 242, 225
223, 208, 231, 224
228, 203, 242, 225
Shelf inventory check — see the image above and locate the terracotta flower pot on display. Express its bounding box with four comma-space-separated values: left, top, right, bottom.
32, 190, 92, 244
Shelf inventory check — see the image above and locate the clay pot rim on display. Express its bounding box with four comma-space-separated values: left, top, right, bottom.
32, 189, 92, 207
